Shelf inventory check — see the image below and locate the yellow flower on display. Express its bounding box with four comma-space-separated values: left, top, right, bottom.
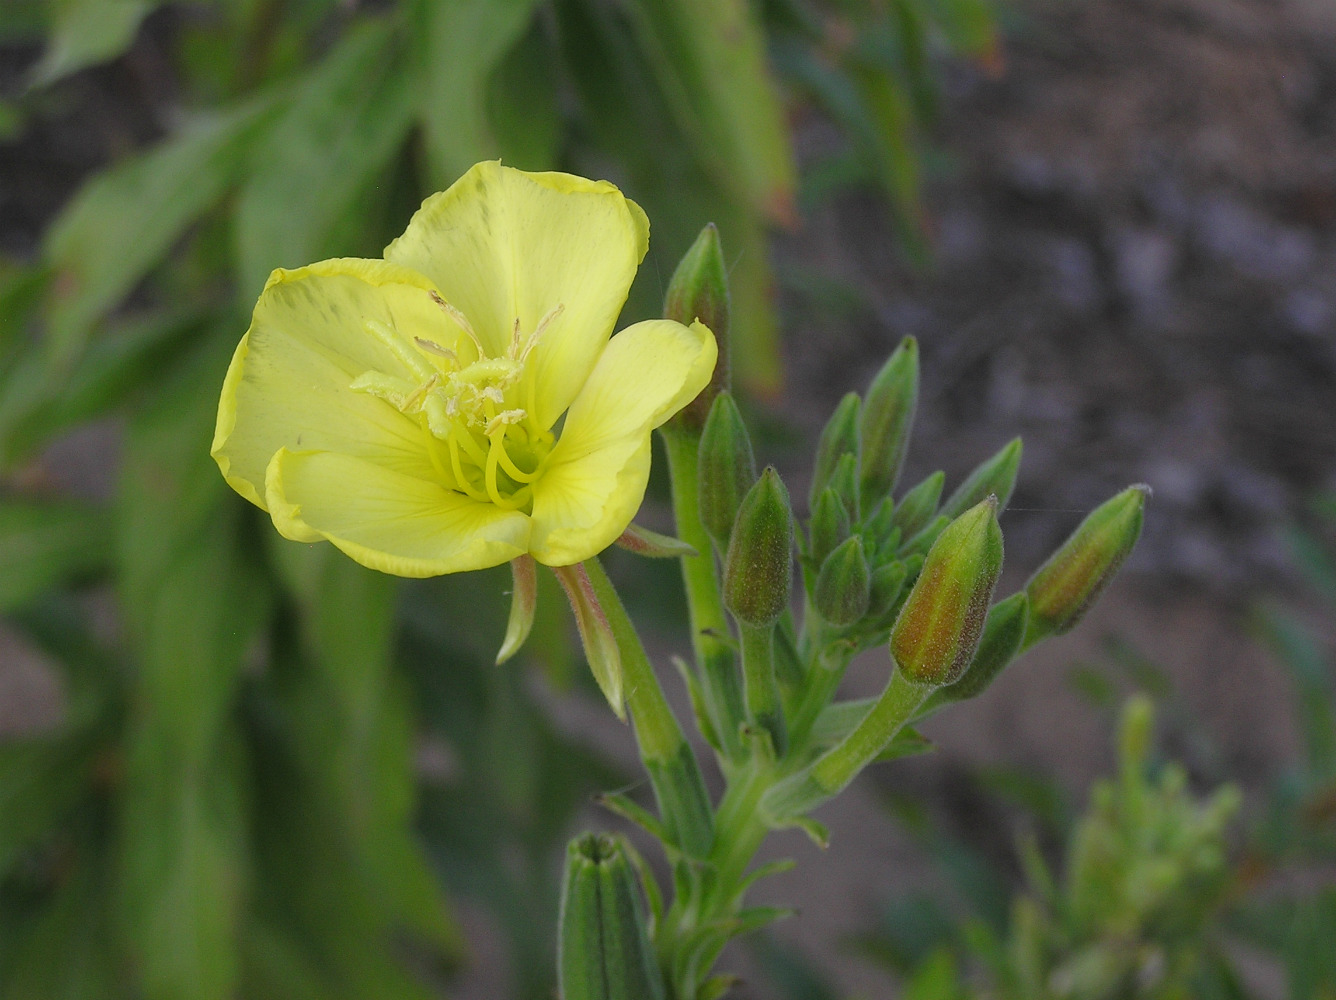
212, 162, 717, 575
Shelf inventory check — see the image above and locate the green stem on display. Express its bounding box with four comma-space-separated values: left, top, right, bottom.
661, 426, 745, 759
739, 623, 786, 757
583, 558, 714, 856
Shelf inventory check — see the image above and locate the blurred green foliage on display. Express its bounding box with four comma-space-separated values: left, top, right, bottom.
0, 0, 998, 997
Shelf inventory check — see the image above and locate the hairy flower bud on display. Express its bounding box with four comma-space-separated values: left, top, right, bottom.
890, 497, 1004, 686
664, 224, 730, 431
559, 834, 665, 1000
935, 592, 1030, 703
808, 487, 851, 568
814, 535, 872, 626
941, 437, 1022, 519
697, 391, 755, 549
1024, 485, 1148, 648
827, 451, 860, 525
724, 468, 794, 627
809, 393, 860, 509
860, 336, 918, 507
891, 470, 944, 540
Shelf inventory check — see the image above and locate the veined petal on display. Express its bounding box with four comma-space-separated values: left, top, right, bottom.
266, 448, 530, 576
384, 161, 649, 429
213, 258, 456, 508
529, 320, 717, 566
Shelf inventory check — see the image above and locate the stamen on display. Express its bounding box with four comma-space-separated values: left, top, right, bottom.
430, 291, 486, 357
419, 416, 451, 482
363, 318, 434, 379
448, 434, 490, 502
509, 317, 523, 360
495, 435, 540, 483
399, 373, 440, 413
414, 337, 458, 365
485, 436, 507, 507
518, 303, 564, 364
485, 409, 527, 437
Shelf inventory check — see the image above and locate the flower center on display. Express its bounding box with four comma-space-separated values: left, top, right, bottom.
350, 293, 564, 511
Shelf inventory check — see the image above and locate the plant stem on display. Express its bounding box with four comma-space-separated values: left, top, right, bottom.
661, 426, 745, 759
739, 622, 786, 756
582, 557, 715, 856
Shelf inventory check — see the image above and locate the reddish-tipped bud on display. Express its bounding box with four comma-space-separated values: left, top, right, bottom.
697, 391, 756, 549
1024, 485, 1148, 648
941, 438, 1022, 519
724, 468, 794, 627
664, 224, 730, 430
813, 535, 871, 626
890, 497, 1004, 686
809, 393, 860, 510
860, 337, 918, 508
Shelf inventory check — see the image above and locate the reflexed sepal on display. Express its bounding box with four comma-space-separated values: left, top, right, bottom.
941, 437, 1022, 519
860, 336, 919, 507
698, 392, 756, 549
890, 497, 1004, 686
813, 535, 871, 626
615, 522, 698, 559
891, 470, 944, 539
554, 563, 624, 719
724, 468, 794, 628
558, 834, 666, 1000
1024, 485, 1148, 648
810, 392, 860, 509
664, 224, 731, 431
497, 554, 537, 665
930, 591, 1030, 706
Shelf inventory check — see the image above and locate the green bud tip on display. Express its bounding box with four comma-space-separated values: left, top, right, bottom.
891, 496, 1004, 686
827, 451, 860, 525
664, 224, 730, 431
860, 336, 919, 505
891, 470, 944, 540
941, 437, 1023, 519
697, 391, 756, 549
808, 487, 851, 568
814, 535, 872, 626
810, 392, 861, 510
1024, 484, 1148, 646
724, 467, 794, 627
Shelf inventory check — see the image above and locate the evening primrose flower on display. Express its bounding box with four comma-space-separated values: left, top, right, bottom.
212, 162, 717, 574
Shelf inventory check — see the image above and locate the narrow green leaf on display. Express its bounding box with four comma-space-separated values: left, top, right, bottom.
29, 0, 157, 88
0, 499, 110, 611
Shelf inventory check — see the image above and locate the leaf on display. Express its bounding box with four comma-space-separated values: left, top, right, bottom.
0, 730, 100, 872
42, 99, 272, 366
234, 18, 418, 296
485, 16, 561, 170
29, 0, 158, 88
0, 499, 110, 611
414, 0, 545, 187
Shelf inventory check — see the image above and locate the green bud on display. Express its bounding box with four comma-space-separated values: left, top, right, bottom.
828, 451, 860, 525
867, 561, 908, 622
809, 392, 860, 510
941, 437, 1022, 519
1023, 485, 1148, 648
558, 834, 666, 1000
863, 496, 896, 551
902, 514, 950, 556
664, 224, 730, 431
808, 487, 851, 568
697, 392, 756, 549
890, 497, 1004, 686
891, 470, 944, 539
934, 592, 1029, 703
860, 336, 918, 507
724, 468, 794, 627
814, 535, 871, 626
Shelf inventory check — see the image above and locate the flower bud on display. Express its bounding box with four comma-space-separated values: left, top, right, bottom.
902, 514, 949, 556
867, 560, 908, 623
813, 535, 871, 626
862, 497, 896, 554
941, 438, 1022, 519
891, 470, 944, 540
935, 592, 1029, 703
558, 833, 666, 1000
828, 451, 860, 525
860, 337, 918, 507
809, 393, 860, 510
724, 468, 794, 627
1024, 485, 1148, 648
664, 224, 730, 431
890, 497, 1004, 686
697, 391, 756, 549
808, 487, 851, 568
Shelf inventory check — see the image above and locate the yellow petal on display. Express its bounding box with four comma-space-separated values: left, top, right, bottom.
265, 448, 530, 576
529, 320, 717, 566
213, 258, 454, 508
384, 161, 649, 429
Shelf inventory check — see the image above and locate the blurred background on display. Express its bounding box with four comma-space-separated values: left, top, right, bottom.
1, 0, 1334, 997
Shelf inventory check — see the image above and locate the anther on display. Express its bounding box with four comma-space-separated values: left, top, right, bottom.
430, 290, 486, 356
414, 337, 458, 364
